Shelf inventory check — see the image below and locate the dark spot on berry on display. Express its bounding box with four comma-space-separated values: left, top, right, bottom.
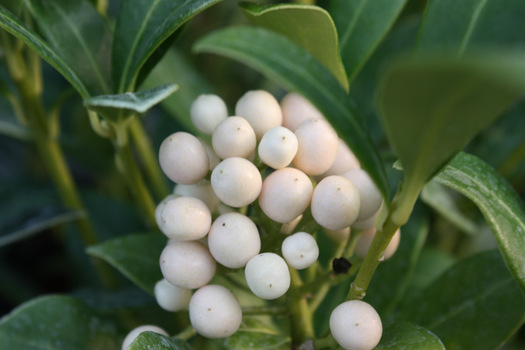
337, 187, 341, 191
300, 254, 304, 258
237, 127, 241, 131
355, 323, 359, 326
282, 136, 286, 140
269, 283, 273, 287
222, 223, 226, 227
332, 257, 352, 275
220, 170, 223, 174
208, 308, 211, 311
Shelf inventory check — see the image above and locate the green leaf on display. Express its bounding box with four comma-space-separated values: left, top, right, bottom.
397, 250, 525, 350
193, 26, 389, 201
366, 206, 429, 315
417, 0, 525, 54
222, 319, 290, 350
432, 152, 525, 293
409, 248, 455, 290
376, 322, 445, 350
421, 181, 478, 235
329, 0, 408, 82
26, 0, 112, 96
141, 49, 214, 134
0, 5, 90, 97
0, 295, 121, 350
240, 2, 348, 91
86, 233, 167, 294
0, 209, 85, 247
130, 332, 192, 350
83, 84, 178, 122
112, 0, 222, 93
378, 52, 525, 190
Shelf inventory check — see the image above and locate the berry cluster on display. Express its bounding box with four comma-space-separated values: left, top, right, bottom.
122, 90, 401, 350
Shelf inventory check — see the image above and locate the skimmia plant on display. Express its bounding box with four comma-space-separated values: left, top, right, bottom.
0, 0, 524, 349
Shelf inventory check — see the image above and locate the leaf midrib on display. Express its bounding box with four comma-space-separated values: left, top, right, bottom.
458, 0, 489, 55
47, 1, 109, 94
340, 0, 368, 51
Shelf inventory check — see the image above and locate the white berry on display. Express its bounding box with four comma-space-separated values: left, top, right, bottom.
293, 118, 339, 176
320, 139, 360, 177
208, 213, 261, 268
189, 284, 242, 338
154, 278, 192, 312
258, 126, 298, 169
343, 168, 383, 222
281, 232, 319, 270
159, 132, 209, 184
355, 228, 401, 260
211, 157, 262, 207
311, 175, 360, 230
329, 300, 382, 350
122, 325, 168, 350
155, 194, 177, 228
212, 116, 256, 159
324, 227, 351, 243
159, 196, 211, 241
190, 94, 228, 134
258, 168, 313, 224
280, 92, 324, 131
245, 253, 290, 300
173, 180, 220, 213
160, 241, 216, 289
235, 90, 282, 139
281, 214, 303, 234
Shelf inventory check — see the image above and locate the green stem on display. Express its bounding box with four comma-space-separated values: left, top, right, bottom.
129, 118, 169, 200
313, 335, 338, 349
288, 269, 315, 345
242, 305, 287, 315
174, 326, 197, 341
114, 135, 157, 228
346, 182, 420, 300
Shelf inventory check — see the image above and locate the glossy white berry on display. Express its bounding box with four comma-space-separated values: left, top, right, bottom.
258, 168, 313, 224
154, 278, 192, 312
281, 214, 302, 234
211, 157, 262, 207
258, 126, 298, 169
293, 118, 339, 175
281, 232, 319, 270
355, 228, 401, 260
159, 132, 209, 184
122, 325, 168, 350
159, 196, 211, 241
208, 213, 261, 268
352, 210, 379, 231
329, 300, 382, 350
212, 116, 256, 159
173, 180, 220, 213
189, 284, 242, 338
324, 227, 351, 243
190, 94, 228, 134
160, 241, 216, 289
245, 253, 290, 300
320, 139, 360, 178
343, 169, 383, 222
311, 175, 360, 230
235, 90, 282, 139
280, 92, 324, 131
155, 194, 177, 228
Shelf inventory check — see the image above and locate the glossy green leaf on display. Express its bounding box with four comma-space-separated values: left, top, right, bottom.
240, 2, 348, 90
222, 319, 290, 350
141, 49, 214, 134
0, 5, 89, 97
112, 0, 222, 93
83, 84, 178, 122
397, 250, 525, 350
329, 0, 408, 82
409, 248, 455, 290
0, 209, 84, 247
194, 26, 389, 200
378, 53, 525, 190
130, 332, 192, 350
366, 206, 428, 315
432, 152, 525, 293
0, 295, 121, 350
417, 0, 525, 53
421, 181, 478, 235
376, 322, 445, 350
86, 233, 167, 294
26, 0, 112, 96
